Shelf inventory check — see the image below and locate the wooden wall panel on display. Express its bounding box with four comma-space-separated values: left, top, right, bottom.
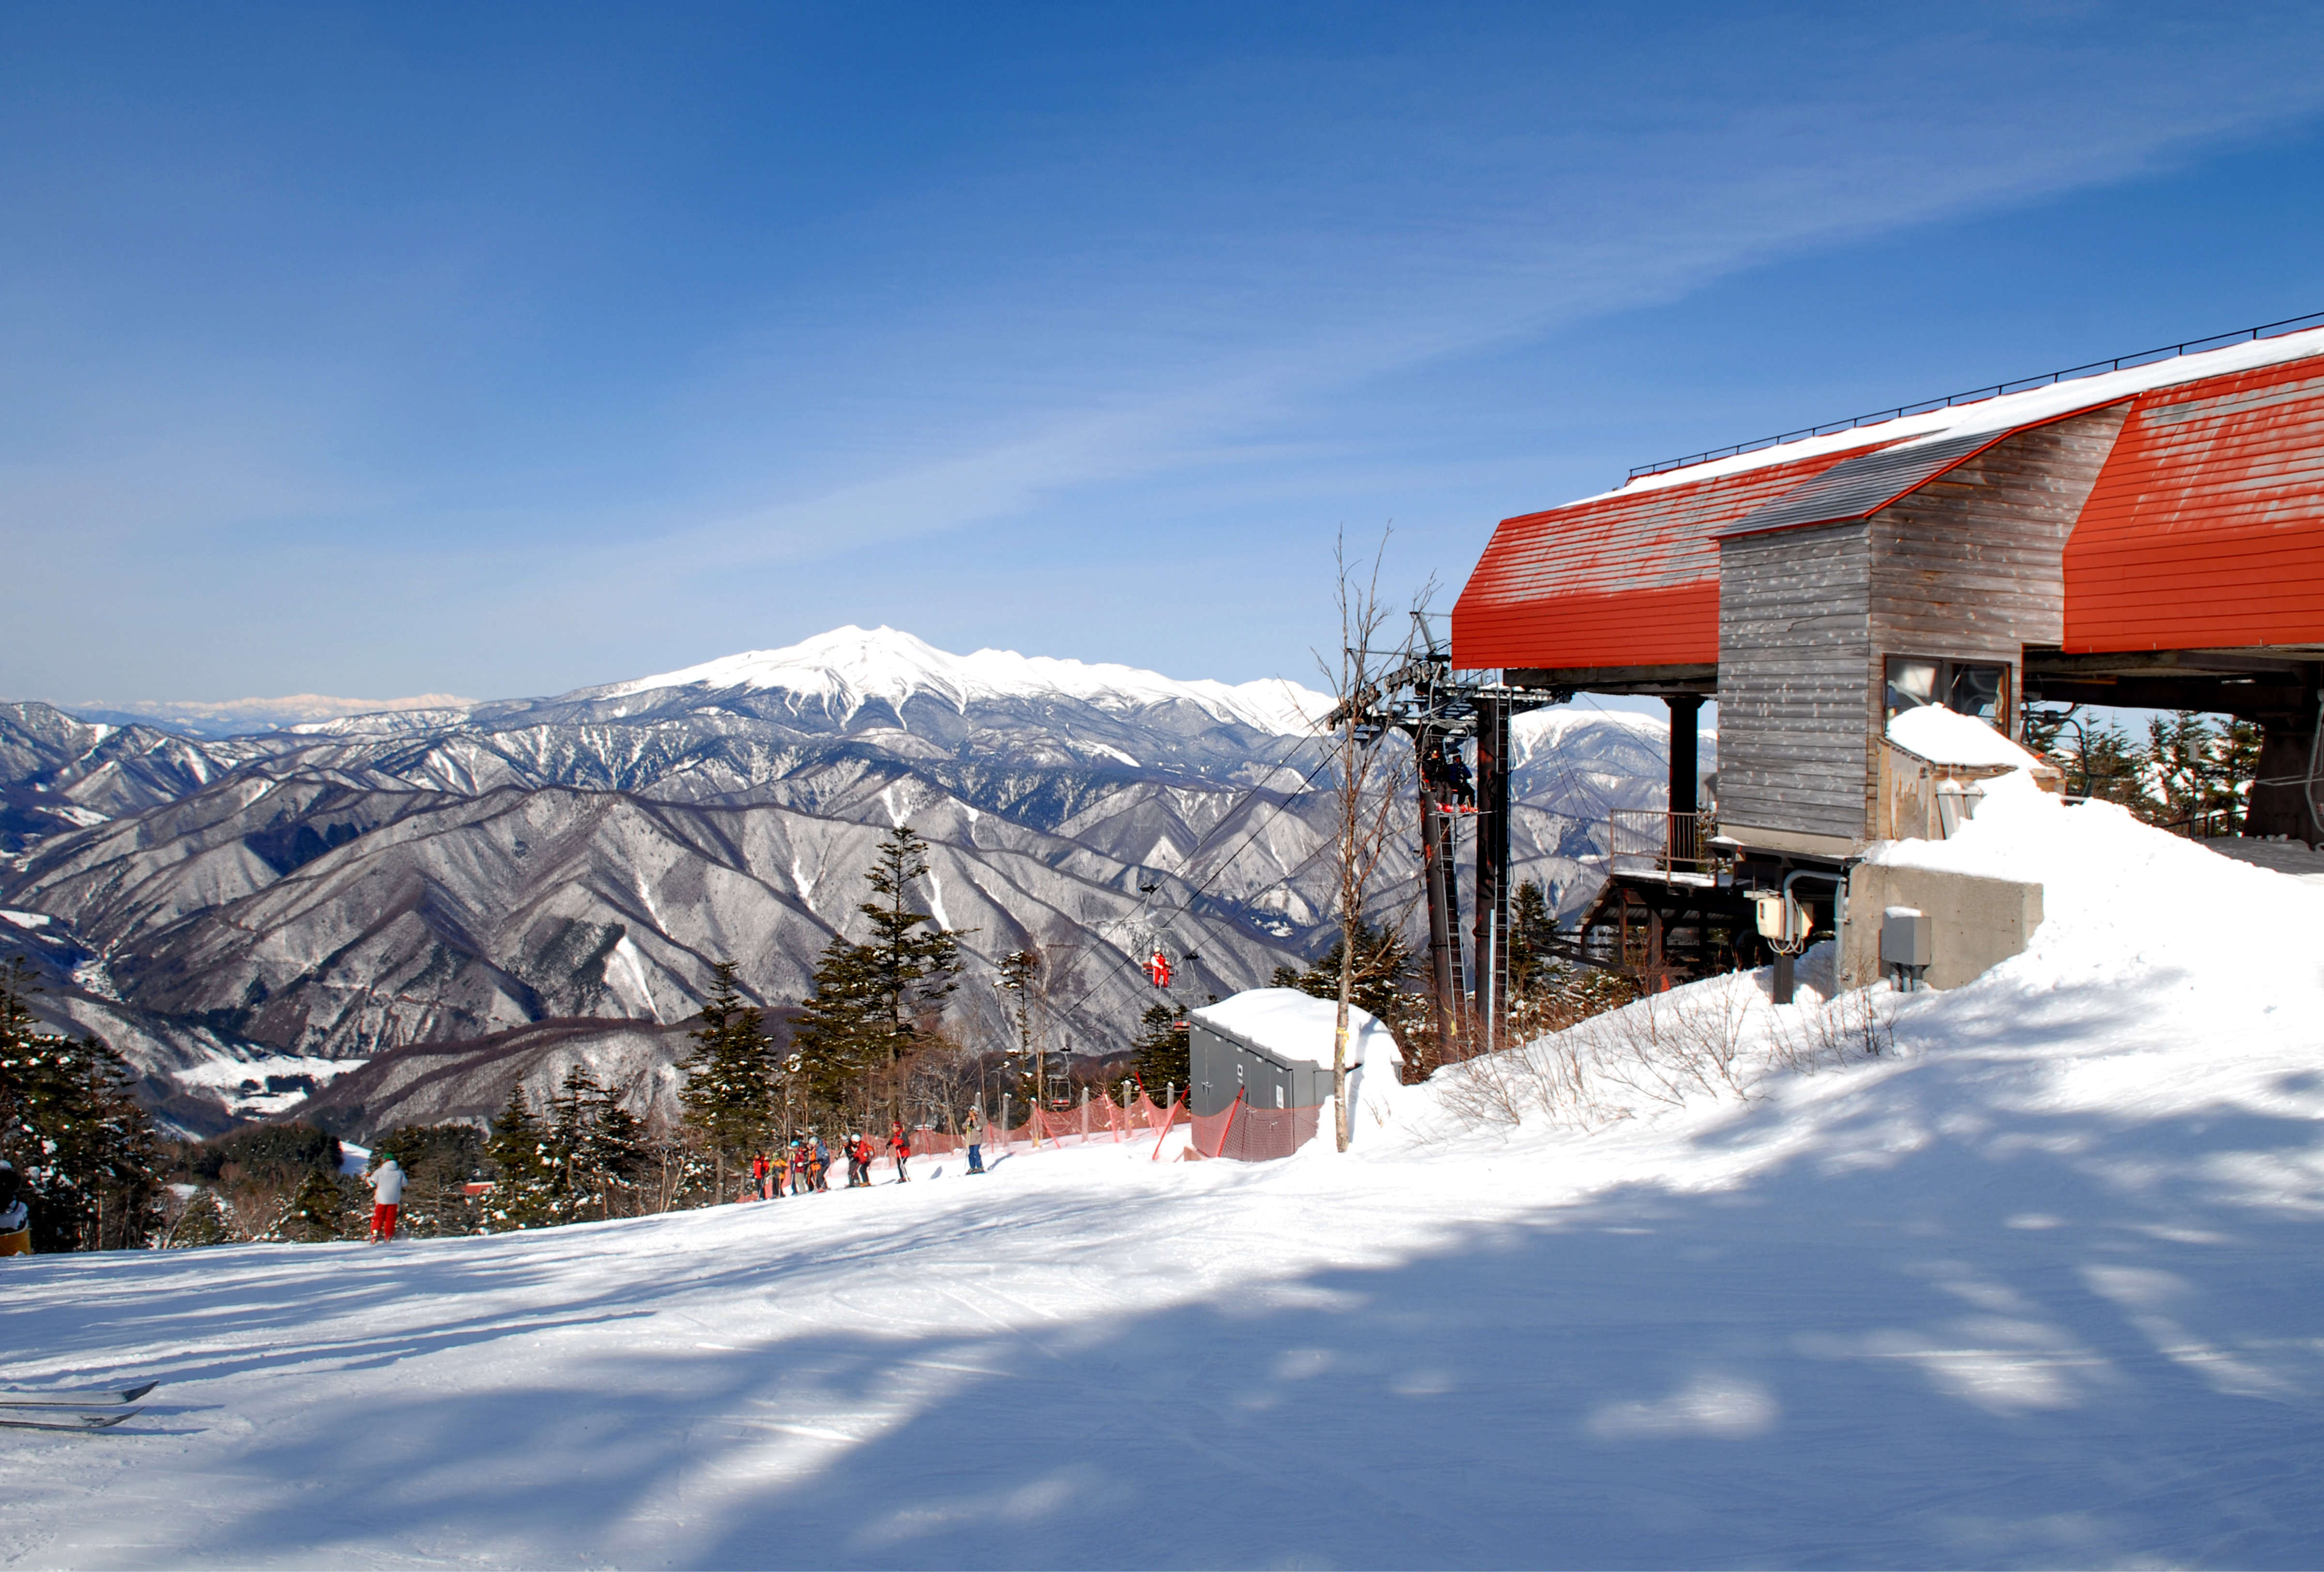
1717, 408, 2127, 848
1716, 521, 1872, 841
1859, 406, 2128, 830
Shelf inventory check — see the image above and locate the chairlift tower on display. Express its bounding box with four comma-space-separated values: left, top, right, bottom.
1336, 614, 1568, 1056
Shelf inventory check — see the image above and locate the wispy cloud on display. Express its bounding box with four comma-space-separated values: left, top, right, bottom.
6, 4, 2323, 699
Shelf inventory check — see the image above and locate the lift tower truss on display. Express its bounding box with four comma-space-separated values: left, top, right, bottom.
1333, 617, 1567, 1059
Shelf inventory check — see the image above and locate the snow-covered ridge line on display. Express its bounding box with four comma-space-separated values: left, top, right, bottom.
588, 625, 1332, 734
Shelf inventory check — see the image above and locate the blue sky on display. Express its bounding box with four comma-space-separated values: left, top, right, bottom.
5, 2, 2323, 707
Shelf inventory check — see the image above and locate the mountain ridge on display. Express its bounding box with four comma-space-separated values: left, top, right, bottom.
0, 627, 1694, 1137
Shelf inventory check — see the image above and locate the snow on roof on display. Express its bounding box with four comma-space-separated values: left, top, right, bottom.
593, 625, 1331, 734
1885, 705, 2043, 770
1193, 987, 1404, 1069
1603, 325, 2324, 505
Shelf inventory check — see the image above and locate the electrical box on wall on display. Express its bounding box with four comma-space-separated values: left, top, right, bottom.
1751, 890, 1807, 944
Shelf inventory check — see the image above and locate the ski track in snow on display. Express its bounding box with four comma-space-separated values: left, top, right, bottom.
7, 782, 2324, 1568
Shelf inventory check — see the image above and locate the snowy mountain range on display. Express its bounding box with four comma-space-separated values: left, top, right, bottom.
0, 627, 1697, 1136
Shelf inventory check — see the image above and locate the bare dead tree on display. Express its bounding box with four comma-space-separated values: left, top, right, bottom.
1318, 527, 1421, 1152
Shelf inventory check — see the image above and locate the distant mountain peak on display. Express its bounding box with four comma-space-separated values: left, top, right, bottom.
592, 625, 1331, 734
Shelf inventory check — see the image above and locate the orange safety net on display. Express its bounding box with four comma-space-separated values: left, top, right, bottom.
1191, 1099, 1324, 1163
981, 1090, 1187, 1153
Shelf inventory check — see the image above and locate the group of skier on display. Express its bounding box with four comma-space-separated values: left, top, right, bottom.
746, 1120, 910, 1200
744, 1111, 990, 1201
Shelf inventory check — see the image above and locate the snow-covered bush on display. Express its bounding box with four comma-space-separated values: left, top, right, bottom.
1433, 957, 1895, 1133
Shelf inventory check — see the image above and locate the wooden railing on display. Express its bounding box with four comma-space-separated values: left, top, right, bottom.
1607, 809, 1715, 878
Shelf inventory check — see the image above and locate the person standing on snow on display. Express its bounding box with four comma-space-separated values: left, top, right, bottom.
0, 1159, 32, 1255
368, 1154, 408, 1242
810, 1136, 831, 1192
889, 1121, 911, 1183
963, 1107, 985, 1174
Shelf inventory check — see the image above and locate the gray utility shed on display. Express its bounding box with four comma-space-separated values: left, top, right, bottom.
1712, 406, 2127, 858
1188, 1013, 1335, 1118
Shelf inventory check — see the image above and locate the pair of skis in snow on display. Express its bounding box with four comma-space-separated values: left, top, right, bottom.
0, 1380, 157, 1432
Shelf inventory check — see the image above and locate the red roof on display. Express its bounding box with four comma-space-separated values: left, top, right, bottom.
1451, 443, 1886, 670
1455, 333, 2324, 673
2063, 355, 2324, 653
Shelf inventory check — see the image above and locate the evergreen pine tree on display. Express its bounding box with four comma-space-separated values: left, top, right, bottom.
792, 934, 884, 1115
0, 958, 163, 1250
2144, 710, 2262, 832
1271, 922, 1418, 1043
550, 1063, 649, 1220
678, 961, 776, 1200
277, 1167, 361, 1242
858, 827, 965, 1113
484, 1086, 560, 1230
166, 1188, 232, 1247
791, 827, 966, 1122
1131, 999, 1192, 1096
1507, 880, 1559, 998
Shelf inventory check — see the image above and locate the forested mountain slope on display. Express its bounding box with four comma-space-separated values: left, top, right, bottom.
1, 628, 1693, 1131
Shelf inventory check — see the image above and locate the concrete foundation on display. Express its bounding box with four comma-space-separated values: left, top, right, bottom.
1839, 863, 2044, 991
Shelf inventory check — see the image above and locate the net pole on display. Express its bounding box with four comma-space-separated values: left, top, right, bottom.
1151, 1095, 1184, 1161
1210, 1087, 1246, 1160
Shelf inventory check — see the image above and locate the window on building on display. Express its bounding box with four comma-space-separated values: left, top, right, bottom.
1884, 656, 2010, 727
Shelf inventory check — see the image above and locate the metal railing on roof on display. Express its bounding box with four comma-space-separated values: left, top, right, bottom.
1625, 309, 2324, 484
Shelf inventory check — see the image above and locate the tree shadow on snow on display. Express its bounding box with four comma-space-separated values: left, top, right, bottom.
32, 971, 2324, 1571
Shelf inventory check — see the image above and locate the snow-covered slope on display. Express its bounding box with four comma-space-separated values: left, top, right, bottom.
6, 783, 2321, 1567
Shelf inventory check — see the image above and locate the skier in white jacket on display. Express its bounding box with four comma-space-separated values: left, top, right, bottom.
367, 1156, 407, 1242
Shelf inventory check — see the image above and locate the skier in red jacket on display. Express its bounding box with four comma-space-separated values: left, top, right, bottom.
889, 1121, 912, 1182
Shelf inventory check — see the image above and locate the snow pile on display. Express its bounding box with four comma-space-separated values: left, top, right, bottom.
7, 777, 2324, 1566
1885, 703, 2042, 769
1865, 769, 2324, 1066
595, 625, 1331, 733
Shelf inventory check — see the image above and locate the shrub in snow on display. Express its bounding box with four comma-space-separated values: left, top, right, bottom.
1433, 948, 1898, 1134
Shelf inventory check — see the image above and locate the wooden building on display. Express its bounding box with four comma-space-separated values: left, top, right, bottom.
1454, 326, 2324, 888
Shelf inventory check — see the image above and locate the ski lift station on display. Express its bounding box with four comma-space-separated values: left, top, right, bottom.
1430, 317, 2324, 1007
